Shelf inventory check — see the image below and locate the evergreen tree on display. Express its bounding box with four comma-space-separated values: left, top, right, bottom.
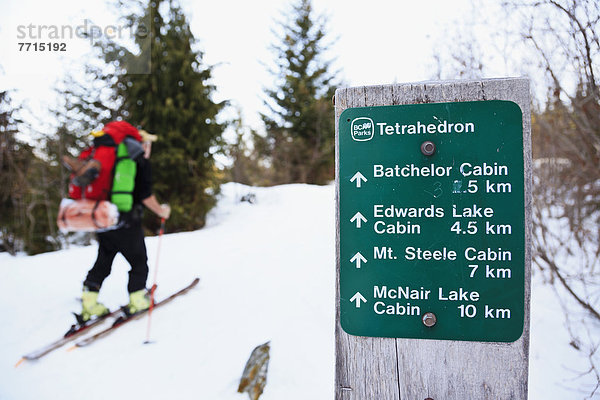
0, 91, 28, 254
0, 92, 60, 254
225, 111, 270, 186
102, 0, 226, 231
259, 0, 338, 185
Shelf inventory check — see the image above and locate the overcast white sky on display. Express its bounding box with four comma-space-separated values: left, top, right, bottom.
0, 0, 512, 136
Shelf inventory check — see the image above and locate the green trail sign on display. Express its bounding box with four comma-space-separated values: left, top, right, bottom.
338, 100, 525, 342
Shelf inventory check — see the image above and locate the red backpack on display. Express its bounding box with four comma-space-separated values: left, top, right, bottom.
67, 121, 143, 201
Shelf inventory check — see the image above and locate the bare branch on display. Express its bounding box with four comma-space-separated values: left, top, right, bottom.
536, 250, 600, 321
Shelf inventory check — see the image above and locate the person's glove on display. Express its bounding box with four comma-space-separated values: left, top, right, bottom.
160, 204, 171, 220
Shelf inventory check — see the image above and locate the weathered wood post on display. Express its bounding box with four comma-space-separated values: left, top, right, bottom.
334, 78, 531, 399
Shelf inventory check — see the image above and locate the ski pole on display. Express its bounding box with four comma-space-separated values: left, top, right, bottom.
144, 217, 165, 344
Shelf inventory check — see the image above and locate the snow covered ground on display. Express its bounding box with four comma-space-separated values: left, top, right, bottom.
0, 183, 596, 399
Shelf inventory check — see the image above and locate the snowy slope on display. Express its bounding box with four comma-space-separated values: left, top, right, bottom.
0, 183, 595, 399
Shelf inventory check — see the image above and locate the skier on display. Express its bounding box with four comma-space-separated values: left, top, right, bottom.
80, 125, 171, 322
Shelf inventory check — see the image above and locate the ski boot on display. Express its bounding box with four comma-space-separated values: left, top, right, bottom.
81, 287, 110, 322
126, 289, 151, 315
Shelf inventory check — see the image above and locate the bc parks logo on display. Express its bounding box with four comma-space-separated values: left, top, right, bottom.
351, 117, 374, 141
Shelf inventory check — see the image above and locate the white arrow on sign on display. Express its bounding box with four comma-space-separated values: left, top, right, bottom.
350, 212, 367, 228
350, 172, 368, 188
350, 252, 367, 268
350, 292, 367, 308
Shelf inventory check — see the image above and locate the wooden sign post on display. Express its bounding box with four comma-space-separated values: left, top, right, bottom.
335, 78, 532, 399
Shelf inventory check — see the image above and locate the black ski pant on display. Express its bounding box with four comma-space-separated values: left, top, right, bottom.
84, 224, 149, 293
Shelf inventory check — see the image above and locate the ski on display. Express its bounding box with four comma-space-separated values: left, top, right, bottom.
75, 277, 199, 348
21, 310, 118, 361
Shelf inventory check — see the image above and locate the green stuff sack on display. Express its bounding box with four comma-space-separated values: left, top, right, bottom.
111, 143, 136, 212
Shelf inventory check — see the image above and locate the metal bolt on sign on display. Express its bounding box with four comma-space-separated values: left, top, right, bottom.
421, 140, 436, 156
422, 312, 437, 327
